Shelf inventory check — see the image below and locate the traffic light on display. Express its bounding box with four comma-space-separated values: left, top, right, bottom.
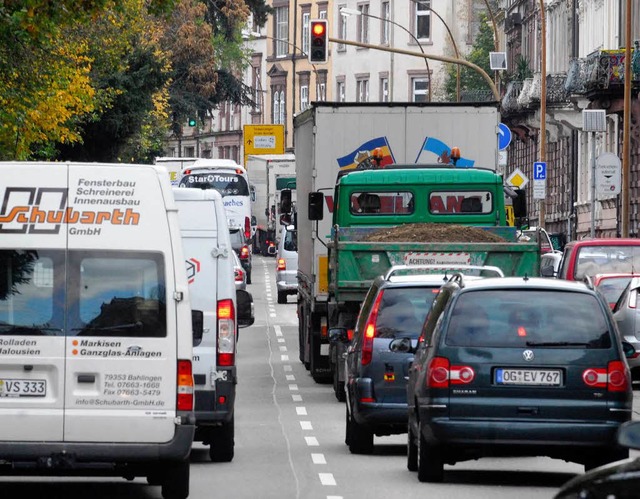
188, 117, 197, 127
309, 20, 328, 63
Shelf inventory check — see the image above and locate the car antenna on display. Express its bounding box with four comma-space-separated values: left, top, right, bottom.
523, 274, 529, 281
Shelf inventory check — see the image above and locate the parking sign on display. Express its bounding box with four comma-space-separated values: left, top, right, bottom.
533, 162, 546, 180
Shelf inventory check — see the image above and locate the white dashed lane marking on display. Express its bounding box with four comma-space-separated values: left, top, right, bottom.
305, 436, 319, 446
300, 421, 313, 430
311, 453, 326, 464
296, 406, 307, 416
319, 474, 336, 486
292, 394, 302, 402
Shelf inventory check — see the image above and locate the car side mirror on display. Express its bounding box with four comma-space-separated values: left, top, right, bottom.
236, 289, 255, 328
329, 327, 348, 344
617, 420, 640, 450
540, 265, 555, 277
308, 192, 324, 221
280, 189, 292, 214
192, 310, 204, 343
622, 340, 636, 360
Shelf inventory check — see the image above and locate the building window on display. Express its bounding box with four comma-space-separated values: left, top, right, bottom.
273, 90, 280, 124
275, 7, 289, 57
357, 4, 369, 43
319, 9, 327, 19
302, 12, 310, 56
338, 6, 347, 51
336, 80, 345, 102
381, 1, 390, 45
412, 77, 429, 102
185, 146, 195, 157
300, 85, 309, 111
253, 67, 262, 112
279, 91, 285, 125
414, 1, 431, 40
317, 82, 326, 101
380, 77, 389, 102
356, 78, 369, 102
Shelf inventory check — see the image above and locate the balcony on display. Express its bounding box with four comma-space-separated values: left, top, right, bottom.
565, 48, 640, 97
502, 80, 523, 113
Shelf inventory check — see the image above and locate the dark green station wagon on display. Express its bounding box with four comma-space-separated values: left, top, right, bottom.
407, 275, 636, 483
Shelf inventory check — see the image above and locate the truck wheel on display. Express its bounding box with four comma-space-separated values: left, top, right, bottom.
333, 365, 345, 402
277, 291, 287, 304
310, 333, 327, 383
348, 412, 373, 454
407, 423, 418, 472
417, 423, 443, 483
161, 460, 190, 499
208, 419, 235, 462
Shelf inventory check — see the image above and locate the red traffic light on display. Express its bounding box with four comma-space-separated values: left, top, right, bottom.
308, 19, 328, 63
312, 23, 326, 36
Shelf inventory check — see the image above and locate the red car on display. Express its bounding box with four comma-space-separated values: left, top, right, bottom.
556, 238, 640, 281
594, 273, 640, 309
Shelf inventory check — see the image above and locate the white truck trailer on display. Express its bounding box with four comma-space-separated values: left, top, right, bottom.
246, 154, 296, 255
293, 102, 501, 381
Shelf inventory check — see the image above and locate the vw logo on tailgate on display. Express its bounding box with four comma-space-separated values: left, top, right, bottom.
522, 350, 535, 362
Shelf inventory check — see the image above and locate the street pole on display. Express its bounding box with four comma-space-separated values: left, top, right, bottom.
328, 37, 500, 101
538, 0, 547, 230
622, 0, 632, 237
590, 132, 596, 237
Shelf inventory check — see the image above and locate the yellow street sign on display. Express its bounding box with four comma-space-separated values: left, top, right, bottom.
506, 167, 529, 188
243, 124, 285, 168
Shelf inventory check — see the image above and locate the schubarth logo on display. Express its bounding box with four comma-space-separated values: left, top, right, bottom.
0, 186, 140, 235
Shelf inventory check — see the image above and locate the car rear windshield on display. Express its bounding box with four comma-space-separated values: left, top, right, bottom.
575, 245, 640, 280
445, 289, 611, 348
0, 249, 166, 338
374, 286, 439, 339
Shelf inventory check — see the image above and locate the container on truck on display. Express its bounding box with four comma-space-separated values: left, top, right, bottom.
155, 156, 200, 185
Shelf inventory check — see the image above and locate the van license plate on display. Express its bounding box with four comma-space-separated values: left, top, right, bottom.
0, 379, 47, 397
495, 369, 561, 386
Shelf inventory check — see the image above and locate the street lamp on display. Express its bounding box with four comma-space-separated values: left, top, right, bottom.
340, 6, 432, 102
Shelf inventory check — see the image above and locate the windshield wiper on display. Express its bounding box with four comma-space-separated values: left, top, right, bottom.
0, 325, 63, 335
526, 341, 591, 347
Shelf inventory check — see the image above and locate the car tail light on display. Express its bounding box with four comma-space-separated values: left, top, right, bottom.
320, 316, 328, 340
234, 267, 245, 282
277, 258, 286, 271
362, 291, 385, 365
583, 362, 630, 392
240, 245, 250, 260
347, 329, 354, 341
607, 360, 630, 392
217, 299, 235, 366
177, 360, 194, 411
426, 357, 475, 388
183, 169, 191, 175
244, 216, 251, 239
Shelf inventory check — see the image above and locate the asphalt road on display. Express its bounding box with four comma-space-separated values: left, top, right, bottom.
2, 255, 639, 499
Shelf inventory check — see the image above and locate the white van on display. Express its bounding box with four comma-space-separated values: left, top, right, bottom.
276, 224, 298, 304
0, 162, 201, 499
173, 188, 253, 462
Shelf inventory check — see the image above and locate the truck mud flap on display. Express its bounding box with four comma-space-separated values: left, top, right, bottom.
310, 316, 331, 383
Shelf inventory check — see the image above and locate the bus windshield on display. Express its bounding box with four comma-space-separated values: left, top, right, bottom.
179, 172, 250, 197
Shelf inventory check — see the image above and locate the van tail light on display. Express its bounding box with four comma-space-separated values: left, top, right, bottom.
177, 360, 194, 411
217, 299, 236, 366
320, 316, 328, 340
427, 356, 475, 388
583, 361, 630, 392
240, 245, 250, 260
244, 216, 251, 239
629, 290, 637, 309
277, 258, 286, 271
607, 360, 630, 392
362, 291, 385, 365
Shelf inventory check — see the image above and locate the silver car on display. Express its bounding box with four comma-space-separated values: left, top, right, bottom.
612, 276, 640, 380
231, 250, 247, 291
276, 225, 298, 304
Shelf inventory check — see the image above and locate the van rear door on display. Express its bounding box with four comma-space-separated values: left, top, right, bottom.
0, 163, 68, 441
63, 165, 178, 443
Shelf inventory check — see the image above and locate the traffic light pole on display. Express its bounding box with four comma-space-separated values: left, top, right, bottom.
328, 37, 500, 101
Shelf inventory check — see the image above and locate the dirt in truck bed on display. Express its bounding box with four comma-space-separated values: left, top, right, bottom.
362, 224, 507, 243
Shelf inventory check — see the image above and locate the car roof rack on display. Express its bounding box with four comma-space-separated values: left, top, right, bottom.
384, 264, 504, 281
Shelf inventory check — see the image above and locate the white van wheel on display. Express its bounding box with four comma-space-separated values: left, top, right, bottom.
277, 291, 287, 304
161, 460, 190, 499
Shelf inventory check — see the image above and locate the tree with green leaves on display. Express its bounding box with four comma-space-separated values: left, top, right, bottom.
443, 13, 495, 102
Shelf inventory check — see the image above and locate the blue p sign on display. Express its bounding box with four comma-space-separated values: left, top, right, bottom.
533, 162, 546, 180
